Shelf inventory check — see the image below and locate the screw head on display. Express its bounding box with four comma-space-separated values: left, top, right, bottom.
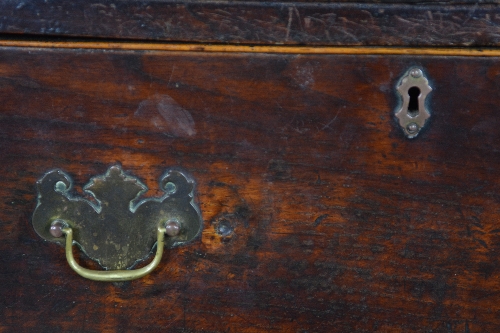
50, 220, 66, 238
410, 69, 422, 78
165, 220, 181, 237
216, 219, 234, 237
406, 123, 419, 134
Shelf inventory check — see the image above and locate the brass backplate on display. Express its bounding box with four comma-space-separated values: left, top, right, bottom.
32, 165, 203, 270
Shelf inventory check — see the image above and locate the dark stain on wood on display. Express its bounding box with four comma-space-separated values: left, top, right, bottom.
0, 47, 500, 332
313, 214, 329, 226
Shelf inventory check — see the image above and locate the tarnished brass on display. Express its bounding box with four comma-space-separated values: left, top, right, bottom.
395, 67, 433, 139
32, 165, 203, 279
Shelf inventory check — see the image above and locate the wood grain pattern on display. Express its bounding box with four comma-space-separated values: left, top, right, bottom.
1, 47, 500, 332
1, 1, 500, 46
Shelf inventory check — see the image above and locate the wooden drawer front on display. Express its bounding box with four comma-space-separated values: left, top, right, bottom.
1, 46, 499, 332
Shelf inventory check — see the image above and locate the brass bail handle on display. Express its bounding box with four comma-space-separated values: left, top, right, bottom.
51, 220, 180, 282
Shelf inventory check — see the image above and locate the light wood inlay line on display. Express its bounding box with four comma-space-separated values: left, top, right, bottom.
0, 40, 499, 56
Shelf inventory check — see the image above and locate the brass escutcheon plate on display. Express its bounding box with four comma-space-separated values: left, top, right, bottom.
32, 165, 203, 272
395, 67, 433, 139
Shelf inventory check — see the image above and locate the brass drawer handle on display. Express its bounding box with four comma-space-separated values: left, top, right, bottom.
54, 223, 170, 282
32, 165, 203, 281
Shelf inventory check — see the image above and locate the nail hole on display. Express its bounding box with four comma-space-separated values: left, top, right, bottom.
408, 86, 420, 117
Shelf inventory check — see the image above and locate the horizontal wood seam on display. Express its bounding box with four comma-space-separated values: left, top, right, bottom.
1, 41, 500, 56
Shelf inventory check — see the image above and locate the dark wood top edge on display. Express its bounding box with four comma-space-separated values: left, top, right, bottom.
2, 40, 500, 56
1, 1, 500, 46
109, 0, 500, 3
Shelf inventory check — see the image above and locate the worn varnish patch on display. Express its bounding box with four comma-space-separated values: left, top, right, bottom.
135, 94, 196, 138
0, 48, 499, 332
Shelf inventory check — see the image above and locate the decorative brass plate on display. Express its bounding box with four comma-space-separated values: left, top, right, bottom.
395, 67, 432, 139
32, 165, 202, 281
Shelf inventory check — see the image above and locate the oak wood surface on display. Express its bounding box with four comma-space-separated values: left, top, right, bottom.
0, 47, 500, 332
1, 1, 500, 46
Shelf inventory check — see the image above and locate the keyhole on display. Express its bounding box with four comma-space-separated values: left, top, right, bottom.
408, 86, 420, 117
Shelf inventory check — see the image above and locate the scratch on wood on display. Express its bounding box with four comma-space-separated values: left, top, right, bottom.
313, 214, 329, 227
286, 7, 293, 41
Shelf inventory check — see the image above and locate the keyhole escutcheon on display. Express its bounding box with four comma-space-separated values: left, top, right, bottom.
395, 68, 432, 139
